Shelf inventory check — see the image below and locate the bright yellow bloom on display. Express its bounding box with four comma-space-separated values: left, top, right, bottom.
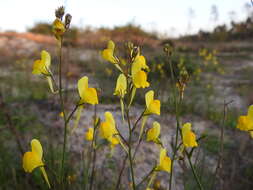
100, 112, 119, 146
114, 74, 127, 98
237, 116, 253, 131
101, 40, 118, 64
78, 76, 98, 105
237, 105, 253, 131
32, 50, 51, 75
85, 128, 94, 141
182, 123, 198, 148
147, 121, 160, 142
157, 148, 171, 173
145, 90, 160, 115
52, 18, 65, 40
131, 55, 149, 88
237, 105, 253, 137
23, 139, 51, 188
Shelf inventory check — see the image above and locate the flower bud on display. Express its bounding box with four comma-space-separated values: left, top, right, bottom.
55, 6, 65, 20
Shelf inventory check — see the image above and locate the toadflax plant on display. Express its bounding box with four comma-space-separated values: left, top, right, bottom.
21, 5, 242, 190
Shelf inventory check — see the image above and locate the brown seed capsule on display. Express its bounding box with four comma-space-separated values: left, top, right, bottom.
65, 14, 72, 29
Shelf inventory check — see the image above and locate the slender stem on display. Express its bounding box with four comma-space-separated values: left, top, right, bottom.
136, 167, 155, 187
114, 154, 128, 190
59, 38, 68, 187
114, 109, 145, 190
211, 100, 231, 189
186, 151, 204, 190
89, 106, 98, 190
126, 109, 136, 190
168, 54, 181, 190
131, 109, 146, 133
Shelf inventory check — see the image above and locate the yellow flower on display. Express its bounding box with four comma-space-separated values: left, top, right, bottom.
145, 90, 160, 115
32, 50, 51, 75
147, 121, 160, 142
52, 18, 66, 40
59, 112, 64, 117
23, 139, 51, 188
157, 148, 171, 173
85, 128, 94, 141
237, 105, 253, 137
114, 74, 127, 98
100, 112, 119, 145
182, 123, 198, 148
131, 55, 150, 88
78, 76, 98, 105
237, 116, 253, 131
101, 40, 118, 64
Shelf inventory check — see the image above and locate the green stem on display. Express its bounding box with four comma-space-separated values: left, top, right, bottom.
186, 152, 204, 190
126, 109, 136, 190
168, 53, 181, 190
59, 38, 68, 188
136, 167, 155, 188
89, 106, 98, 190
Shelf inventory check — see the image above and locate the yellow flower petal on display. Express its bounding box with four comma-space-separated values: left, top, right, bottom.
131, 55, 149, 76
52, 18, 66, 39
101, 40, 118, 64
145, 90, 154, 107
105, 111, 116, 130
114, 74, 127, 98
145, 90, 160, 115
147, 100, 160, 115
78, 76, 98, 105
32, 50, 51, 75
107, 40, 115, 50
31, 139, 43, 159
100, 112, 118, 145
111, 137, 119, 147
41, 50, 51, 68
78, 76, 88, 97
23, 151, 44, 173
133, 70, 150, 88
32, 60, 46, 74
85, 128, 94, 141
100, 121, 112, 141
157, 148, 171, 173
182, 122, 192, 134
182, 123, 198, 148
183, 131, 198, 148
237, 116, 253, 131
83, 88, 99, 105
147, 121, 160, 142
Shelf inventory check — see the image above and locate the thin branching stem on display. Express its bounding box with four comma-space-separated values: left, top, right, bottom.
211, 100, 232, 189
136, 166, 156, 188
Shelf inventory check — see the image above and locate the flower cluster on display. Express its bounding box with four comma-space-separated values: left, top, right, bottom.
23, 7, 202, 189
